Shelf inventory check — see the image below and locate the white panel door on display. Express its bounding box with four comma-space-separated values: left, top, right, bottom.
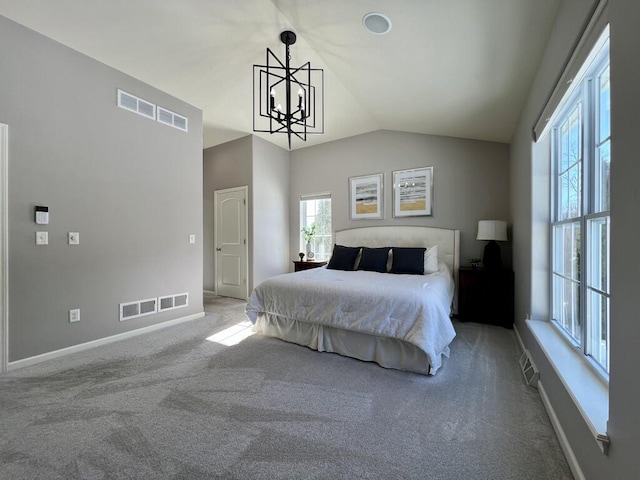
214, 186, 248, 299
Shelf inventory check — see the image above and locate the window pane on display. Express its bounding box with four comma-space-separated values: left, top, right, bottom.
595, 140, 611, 215
556, 102, 582, 222
568, 104, 582, 165
587, 217, 609, 294
300, 197, 332, 260
558, 103, 581, 172
557, 165, 581, 221
553, 223, 581, 281
587, 288, 609, 371
553, 273, 581, 345
598, 65, 610, 142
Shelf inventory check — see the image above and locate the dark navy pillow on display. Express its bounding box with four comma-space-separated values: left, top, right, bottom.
357, 247, 391, 273
389, 247, 426, 275
327, 244, 361, 271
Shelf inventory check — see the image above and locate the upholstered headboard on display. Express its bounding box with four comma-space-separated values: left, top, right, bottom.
335, 226, 460, 313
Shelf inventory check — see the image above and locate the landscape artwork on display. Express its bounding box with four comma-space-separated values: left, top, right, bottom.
350, 173, 383, 219
393, 167, 433, 217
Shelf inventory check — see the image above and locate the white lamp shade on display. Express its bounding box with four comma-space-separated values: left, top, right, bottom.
477, 220, 508, 241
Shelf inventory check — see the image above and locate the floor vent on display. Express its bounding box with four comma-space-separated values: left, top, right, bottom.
120, 297, 158, 322
519, 349, 539, 388
158, 292, 189, 312
117, 89, 156, 120
157, 107, 188, 132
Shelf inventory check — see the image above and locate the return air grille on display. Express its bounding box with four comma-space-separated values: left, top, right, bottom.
157, 107, 188, 132
158, 292, 189, 312
117, 89, 188, 132
119, 297, 158, 321
117, 89, 156, 120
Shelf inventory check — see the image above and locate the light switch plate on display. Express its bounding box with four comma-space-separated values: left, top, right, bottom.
36, 231, 48, 245
189, 234, 196, 244
68, 232, 79, 245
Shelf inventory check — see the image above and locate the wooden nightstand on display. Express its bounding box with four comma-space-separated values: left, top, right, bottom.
457, 267, 514, 328
293, 261, 328, 272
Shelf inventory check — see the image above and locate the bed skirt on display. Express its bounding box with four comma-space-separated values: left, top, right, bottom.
254, 313, 444, 375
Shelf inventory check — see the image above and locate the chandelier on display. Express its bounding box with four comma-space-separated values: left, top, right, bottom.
253, 31, 324, 150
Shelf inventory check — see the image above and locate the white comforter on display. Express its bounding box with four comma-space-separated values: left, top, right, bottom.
246, 263, 456, 373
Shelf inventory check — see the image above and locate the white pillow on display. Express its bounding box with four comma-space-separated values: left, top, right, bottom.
424, 245, 438, 274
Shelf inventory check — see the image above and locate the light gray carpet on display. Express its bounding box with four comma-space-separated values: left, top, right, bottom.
1, 295, 572, 480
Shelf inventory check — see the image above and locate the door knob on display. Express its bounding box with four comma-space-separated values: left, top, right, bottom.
216, 247, 221, 251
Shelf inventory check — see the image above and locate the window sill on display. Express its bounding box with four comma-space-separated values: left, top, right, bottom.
526, 319, 609, 453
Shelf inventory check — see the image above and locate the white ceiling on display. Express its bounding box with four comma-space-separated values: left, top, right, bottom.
0, 0, 560, 150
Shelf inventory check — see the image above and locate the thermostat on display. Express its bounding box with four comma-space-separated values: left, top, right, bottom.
35, 206, 49, 225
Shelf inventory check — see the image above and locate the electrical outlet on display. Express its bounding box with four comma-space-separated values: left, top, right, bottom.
68, 232, 79, 245
69, 309, 80, 323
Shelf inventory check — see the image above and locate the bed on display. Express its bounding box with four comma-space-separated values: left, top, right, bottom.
245, 226, 460, 375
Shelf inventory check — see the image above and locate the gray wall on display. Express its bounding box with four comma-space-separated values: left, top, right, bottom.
202, 136, 253, 292
0, 16, 203, 362
289, 130, 511, 270
607, 0, 640, 476
511, 0, 640, 477
251, 136, 290, 287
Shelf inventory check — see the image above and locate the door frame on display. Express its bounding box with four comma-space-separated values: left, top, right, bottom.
1, 124, 8, 373
214, 185, 249, 300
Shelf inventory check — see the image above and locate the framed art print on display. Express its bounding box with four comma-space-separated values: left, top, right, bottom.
393, 166, 433, 217
349, 173, 384, 220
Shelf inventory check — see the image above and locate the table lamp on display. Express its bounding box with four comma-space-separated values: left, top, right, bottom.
477, 220, 507, 269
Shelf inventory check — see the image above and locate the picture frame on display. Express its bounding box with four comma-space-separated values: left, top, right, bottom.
349, 173, 384, 220
392, 166, 433, 217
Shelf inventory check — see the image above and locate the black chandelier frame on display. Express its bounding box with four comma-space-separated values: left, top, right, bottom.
253, 31, 324, 150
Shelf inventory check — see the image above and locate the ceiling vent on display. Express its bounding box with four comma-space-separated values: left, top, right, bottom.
117, 89, 156, 120
157, 107, 189, 132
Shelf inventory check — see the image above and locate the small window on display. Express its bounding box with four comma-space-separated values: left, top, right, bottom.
300, 193, 331, 261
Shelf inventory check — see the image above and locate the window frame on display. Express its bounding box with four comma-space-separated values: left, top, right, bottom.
299, 193, 332, 261
549, 37, 610, 378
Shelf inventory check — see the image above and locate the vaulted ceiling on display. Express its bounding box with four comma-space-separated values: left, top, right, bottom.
0, 0, 560, 150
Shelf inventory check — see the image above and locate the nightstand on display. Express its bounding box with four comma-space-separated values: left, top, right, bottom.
293, 261, 328, 272
457, 267, 514, 328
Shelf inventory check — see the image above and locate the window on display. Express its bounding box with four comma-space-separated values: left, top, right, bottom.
550, 34, 610, 374
300, 194, 331, 260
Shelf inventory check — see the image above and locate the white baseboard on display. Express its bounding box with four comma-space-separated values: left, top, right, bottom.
517, 322, 585, 478
7, 311, 205, 371
538, 381, 586, 480
513, 323, 526, 352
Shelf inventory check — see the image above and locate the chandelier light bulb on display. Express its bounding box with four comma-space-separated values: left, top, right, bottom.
297, 88, 304, 108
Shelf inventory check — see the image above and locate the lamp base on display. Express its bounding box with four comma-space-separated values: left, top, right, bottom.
483, 240, 502, 269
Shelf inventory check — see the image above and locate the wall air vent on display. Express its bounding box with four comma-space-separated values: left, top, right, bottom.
157, 107, 188, 132
158, 292, 189, 312
119, 297, 158, 321
117, 89, 156, 120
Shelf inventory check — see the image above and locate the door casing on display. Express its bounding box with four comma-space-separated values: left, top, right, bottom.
214, 186, 248, 300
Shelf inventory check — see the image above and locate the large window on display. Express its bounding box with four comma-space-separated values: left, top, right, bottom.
551, 35, 610, 374
300, 194, 332, 260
